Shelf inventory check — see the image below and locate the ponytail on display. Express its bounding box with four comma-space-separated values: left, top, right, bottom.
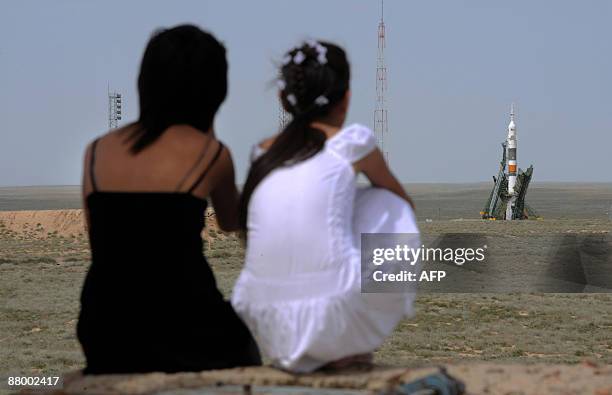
238, 116, 325, 229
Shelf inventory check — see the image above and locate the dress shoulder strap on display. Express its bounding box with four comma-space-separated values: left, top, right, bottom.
89, 138, 101, 192
187, 141, 224, 194
176, 140, 214, 191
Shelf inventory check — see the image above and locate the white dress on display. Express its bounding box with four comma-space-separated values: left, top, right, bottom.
231, 123, 420, 372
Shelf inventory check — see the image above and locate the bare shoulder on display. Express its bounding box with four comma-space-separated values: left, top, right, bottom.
259, 135, 278, 150
205, 138, 234, 175
216, 140, 233, 163
89, 124, 135, 150
83, 128, 116, 159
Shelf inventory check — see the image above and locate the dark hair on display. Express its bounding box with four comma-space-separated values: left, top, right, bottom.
239, 41, 350, 229
127, 25, 228, 153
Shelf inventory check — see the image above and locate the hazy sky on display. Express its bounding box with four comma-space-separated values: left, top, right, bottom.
0, 0, 610, 186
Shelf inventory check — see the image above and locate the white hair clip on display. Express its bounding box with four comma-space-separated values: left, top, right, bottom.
282, 54, 292, 66
315, 44, 327, 65
306, 39, 318, 48
277, 79, 286, 90
314, 95, 329, 106
286, 93, 297, 106
293, 50, 306, 65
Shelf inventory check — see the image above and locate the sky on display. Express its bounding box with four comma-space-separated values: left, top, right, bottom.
0, 0, 610, 186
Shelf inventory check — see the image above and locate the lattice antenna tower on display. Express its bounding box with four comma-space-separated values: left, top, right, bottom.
108, 85, 122, 129
278, 98, 291, 131
277, 71, 291, 130
374, 0, 389, 163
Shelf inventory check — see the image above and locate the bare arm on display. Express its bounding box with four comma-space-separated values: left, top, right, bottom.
353, 148, 415, 209
208, 146, 240, 232
82, 143, 94, 231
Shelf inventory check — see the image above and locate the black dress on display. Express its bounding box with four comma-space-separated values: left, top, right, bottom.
77, 140, 261, 374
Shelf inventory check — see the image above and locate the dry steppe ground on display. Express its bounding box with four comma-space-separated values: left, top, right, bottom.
0, 184, 611, 392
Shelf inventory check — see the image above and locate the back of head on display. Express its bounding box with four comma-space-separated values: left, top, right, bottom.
239, 41, 351, 230
279, 41, 350, 121
129, 25, 227, 153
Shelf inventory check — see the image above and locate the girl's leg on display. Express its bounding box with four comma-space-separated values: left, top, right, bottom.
319, 188, 421, 372
353, 187, 419, 236
353, 186, 421, 313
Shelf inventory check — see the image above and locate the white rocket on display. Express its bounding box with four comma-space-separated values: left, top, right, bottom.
506, 103, 517, 220
507, 104, 517, 194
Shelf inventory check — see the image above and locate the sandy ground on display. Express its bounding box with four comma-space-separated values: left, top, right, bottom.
0, 210, 85, 238
0, 207, 221, 244
1, 184, 611, 394
16, 363, 612, 394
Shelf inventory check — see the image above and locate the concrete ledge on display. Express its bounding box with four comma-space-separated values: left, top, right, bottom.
16, 362, 612, 395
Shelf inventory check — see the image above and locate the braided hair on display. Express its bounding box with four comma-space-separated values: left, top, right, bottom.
239, 41, 350, 230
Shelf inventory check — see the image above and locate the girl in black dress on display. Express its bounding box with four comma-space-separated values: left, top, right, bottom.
77, 25, 261, 374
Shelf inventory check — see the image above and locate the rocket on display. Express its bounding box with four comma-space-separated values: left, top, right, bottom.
506, 103, 517, 219
507, 103, 517, 194
482, 102, 536, 221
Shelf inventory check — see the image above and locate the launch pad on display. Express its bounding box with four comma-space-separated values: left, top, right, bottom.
481, 106, 539, 220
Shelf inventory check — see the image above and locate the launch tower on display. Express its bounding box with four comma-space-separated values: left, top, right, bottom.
481, 105, 538, 220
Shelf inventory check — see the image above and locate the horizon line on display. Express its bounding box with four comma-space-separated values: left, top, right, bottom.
1, 181, 612, 189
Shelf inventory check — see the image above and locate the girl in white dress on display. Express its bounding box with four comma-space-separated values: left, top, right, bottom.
232, 41, 420, 373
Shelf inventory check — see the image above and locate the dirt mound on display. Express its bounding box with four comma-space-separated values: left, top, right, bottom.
0, 210, 85, 238
28, 362, 612, 394
0, 209, 224, 242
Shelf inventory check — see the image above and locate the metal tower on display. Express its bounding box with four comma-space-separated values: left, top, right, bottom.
278, 99, 290, 131
278, 72, 291, 130
108, 86, 122, 129
374, 0, 389, 163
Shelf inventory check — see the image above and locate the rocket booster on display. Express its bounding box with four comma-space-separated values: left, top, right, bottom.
506, 104, 517, 195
